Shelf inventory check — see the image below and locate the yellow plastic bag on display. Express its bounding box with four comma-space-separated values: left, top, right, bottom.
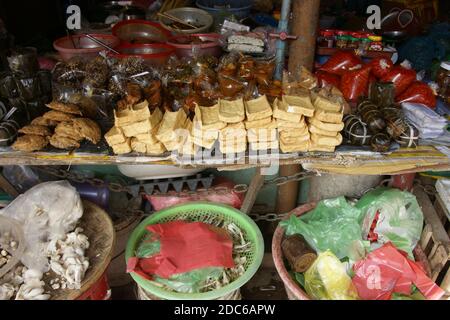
304, 251, 359, 300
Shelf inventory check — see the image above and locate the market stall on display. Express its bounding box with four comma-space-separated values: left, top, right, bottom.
0, 0, 449, 301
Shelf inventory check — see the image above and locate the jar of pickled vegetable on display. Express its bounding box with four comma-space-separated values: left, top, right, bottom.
436, 61, 450, 103
347, 35, 359, 49
318, 30, 335, 48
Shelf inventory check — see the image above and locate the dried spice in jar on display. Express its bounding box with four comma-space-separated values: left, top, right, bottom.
335, 31, 348, 49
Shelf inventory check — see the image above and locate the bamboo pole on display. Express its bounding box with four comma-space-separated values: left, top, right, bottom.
276, 0, 321, 214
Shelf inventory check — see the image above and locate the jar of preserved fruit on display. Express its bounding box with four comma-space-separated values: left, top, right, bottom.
436, 61, 450, 103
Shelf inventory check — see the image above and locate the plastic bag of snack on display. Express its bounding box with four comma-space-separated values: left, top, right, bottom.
254, 59, 275, 87
380, 66, 417, 97
320, 50, 362, 76
369, 57, 394, 79
340, 65, 371, 102
304, 251, 359, 300
315, 70, 340, 88
396, 81, 437, 108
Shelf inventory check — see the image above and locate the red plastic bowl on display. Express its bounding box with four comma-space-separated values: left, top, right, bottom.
110, 43, 176, 66
112, 20, 172, 44
53, 34, 120, 61
167, 33, 222, 58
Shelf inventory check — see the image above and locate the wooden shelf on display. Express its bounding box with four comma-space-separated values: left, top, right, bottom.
316, 47, 394, 59
0, 146, 448, 175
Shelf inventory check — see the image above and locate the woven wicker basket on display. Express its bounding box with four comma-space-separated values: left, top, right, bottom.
272, 202, 433, 300
47, 200, 115, 300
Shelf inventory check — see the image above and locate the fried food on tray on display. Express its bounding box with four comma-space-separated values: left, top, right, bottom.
72, 118, 101, 144
46, 101, 83, 115
18, 125, 52, 137
31, 116, 59, 127
12, 135, 48, 152
54, 122, 84, 141
49, 134, 81, 150
43, 110, 76, 122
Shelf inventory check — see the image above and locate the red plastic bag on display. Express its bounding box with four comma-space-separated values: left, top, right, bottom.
315, 70, 341, 88
380, 66, 416, 96
369, 57, 394, 79
352, 242, 445, 300
129, 221, 235, 279
146, 178, 245, 211
320, 51, 362, 76
340, 65, 371, 102
396, 81, 436, 108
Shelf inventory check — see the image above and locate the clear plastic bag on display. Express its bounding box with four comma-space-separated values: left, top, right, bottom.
0, 181, 83, 272
380, 66, 417, 97
356, 187, 423, 257
280, 197, 367, 261
154, 267, 224, 294
304, 251, 359, 300
0, 215, 25, 279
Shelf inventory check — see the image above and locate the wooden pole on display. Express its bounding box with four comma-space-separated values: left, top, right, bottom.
276, 0, 321, 214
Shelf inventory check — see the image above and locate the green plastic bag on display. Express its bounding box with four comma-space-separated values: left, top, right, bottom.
280, 197, 367, 260
154, 267, 224, 294
136, 233, 161, 258
356, 188, 424, 257
304, 251, 359, 300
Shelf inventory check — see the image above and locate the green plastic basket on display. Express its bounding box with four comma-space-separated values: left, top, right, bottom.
126, 202, 264, 300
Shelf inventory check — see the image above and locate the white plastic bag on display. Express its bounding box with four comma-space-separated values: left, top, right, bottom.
0, 181, 83, 272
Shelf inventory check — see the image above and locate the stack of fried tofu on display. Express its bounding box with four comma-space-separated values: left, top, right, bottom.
190, 104, 226, 152
105, 101, 164, 155
219, 98, 247, 154
308, 94, 344, 152
274, 90, 315, 153
155, 109, 190, 153
244, 95, 278, 151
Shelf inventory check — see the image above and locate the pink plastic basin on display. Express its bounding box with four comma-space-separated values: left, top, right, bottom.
53, 34, 120, 61
167, 33, 222, 58
110, 43, 176, 66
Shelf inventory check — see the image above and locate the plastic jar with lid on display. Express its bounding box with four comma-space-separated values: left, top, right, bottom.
335, 31, 348, 48
318, 30, 335, 48
368, 35, 383, 51
436, 61, 450, 103
347, 34, 359, 49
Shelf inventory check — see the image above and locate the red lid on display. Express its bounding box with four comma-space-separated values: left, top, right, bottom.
351, 32, 365, 39
335, 30, 348, 36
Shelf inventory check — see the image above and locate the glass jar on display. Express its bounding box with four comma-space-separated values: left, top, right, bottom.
436, 61, 450, 103
319, 30, 335, 48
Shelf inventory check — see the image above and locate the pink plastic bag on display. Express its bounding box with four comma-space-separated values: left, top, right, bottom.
380, 66, 417, 96
396, 81, 436, 108
146, 179, 245, 211
320, 51, 362, 76
128, 221, 235, 279
352, 243, 445, 300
